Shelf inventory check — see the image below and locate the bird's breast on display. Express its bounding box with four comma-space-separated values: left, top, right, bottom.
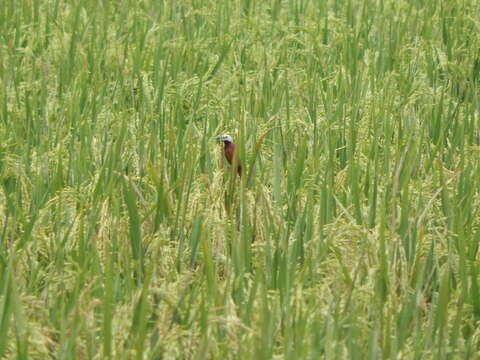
224, 143, 236, 164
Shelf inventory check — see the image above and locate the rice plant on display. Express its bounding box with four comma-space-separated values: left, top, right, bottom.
1, 0, 479, 358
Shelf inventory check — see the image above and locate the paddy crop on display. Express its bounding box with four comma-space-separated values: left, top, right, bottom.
1, 0, 479, 358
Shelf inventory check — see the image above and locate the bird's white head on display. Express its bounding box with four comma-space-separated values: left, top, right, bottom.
218, 134, 233, 143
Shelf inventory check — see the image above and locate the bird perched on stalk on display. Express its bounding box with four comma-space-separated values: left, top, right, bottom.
218, 134, 242, 177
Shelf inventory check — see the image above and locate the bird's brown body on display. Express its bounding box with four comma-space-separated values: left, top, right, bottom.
224, 141, 242, 177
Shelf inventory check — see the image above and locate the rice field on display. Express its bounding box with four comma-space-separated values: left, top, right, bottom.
1, 0, 480, 358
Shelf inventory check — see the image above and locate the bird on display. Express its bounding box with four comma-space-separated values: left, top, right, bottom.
218, 134, 242, 177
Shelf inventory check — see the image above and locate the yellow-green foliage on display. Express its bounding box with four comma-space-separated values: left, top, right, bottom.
1, 0, 480, 358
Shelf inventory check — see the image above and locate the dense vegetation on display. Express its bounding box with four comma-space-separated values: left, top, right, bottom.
1, 0, 480, 358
